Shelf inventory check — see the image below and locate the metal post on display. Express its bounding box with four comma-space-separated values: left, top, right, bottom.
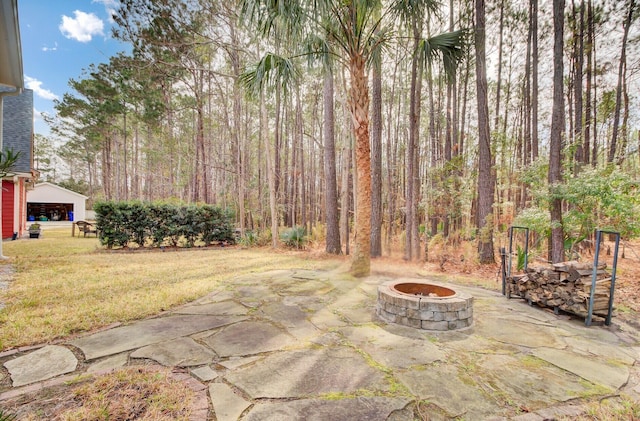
501, 247, 507, 296
507, 227, 514, 279
523, 229, 530, 271
586, 230, 620, 326
606, 233, 620, 326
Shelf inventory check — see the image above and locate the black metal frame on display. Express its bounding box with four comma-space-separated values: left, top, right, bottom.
585, 229, 620, 326
502, 226, 529, 297
502, 226, 619, 327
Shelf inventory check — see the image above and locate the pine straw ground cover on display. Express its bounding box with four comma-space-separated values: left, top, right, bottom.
3, 366, 198, 420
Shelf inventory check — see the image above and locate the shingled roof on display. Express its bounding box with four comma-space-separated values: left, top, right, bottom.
1, 87, 32, 174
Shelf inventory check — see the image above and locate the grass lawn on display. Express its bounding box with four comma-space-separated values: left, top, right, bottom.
0, 228, 341, 350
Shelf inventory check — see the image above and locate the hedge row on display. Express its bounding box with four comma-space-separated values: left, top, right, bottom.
93, 201, 236, 249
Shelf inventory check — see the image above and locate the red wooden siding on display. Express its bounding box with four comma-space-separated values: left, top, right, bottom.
2, 180, 14, 239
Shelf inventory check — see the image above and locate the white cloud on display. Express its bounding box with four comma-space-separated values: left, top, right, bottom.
41, 42, 58, 52
33, 107, 43, 122
25, 76, 59, 101
59, 10, 104, 43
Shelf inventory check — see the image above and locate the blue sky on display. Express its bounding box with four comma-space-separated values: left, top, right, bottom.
18, 0, 128, 136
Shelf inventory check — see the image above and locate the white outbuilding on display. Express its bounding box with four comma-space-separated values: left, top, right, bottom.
26, 182, 88, 222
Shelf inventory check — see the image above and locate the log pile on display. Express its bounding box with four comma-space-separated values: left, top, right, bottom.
508, 261, 612, 317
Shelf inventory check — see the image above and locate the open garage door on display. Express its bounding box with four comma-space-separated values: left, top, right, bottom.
27, 202, 74, 222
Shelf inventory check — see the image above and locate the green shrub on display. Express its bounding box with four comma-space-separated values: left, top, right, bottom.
93, 201, 235, 249
515, 166, 640, 249
281, 226, 307, 249
201, 206, 235, 245
239, 230, 258, 247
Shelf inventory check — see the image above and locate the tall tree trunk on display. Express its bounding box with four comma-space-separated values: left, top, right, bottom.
370, 55, 383, 258
572, 0, 584, 169
194, 69, 208, 203
405, 18, 423, 261
549, 0, 566, 264
261, 91, 278, 248
123, 110, 128, 200
230, 26, 244, 234
618, 75, 630, 165
427, 68, 438, 236
494, 0, 505, 133
523, 8, 532, 167
590, 4, 598, 166
584, 0, 593, 165
446, 0, 461, 235
274, 88, 282, 205
475, 0, 495, 264
531, 0, 539, 160
608, 0, 635, 163
349, 54, 372, 277
323, 70, 341, 254
385, 52, 401, 254
340, 145, 351, 256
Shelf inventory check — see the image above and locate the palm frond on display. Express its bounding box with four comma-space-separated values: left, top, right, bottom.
390, 0, 441, 23
239, 0, 308, 39
240, 53, 299, 97
302, 33, 334, 69
418, 29, 466, 82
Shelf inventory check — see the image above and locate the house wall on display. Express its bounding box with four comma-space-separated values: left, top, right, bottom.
1, 179, 28, 239
2, 180, 14, 238
17, 178, 26, 234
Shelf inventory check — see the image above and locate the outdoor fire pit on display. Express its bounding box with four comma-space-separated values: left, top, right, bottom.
376, 280, 473, 331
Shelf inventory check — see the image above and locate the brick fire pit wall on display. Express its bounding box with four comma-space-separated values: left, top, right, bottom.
376, 280, 473, 331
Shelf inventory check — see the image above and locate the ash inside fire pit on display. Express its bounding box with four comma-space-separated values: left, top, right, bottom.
376, 280, 473, 331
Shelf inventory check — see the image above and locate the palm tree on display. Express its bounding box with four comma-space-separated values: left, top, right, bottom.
240, 0, 464, 276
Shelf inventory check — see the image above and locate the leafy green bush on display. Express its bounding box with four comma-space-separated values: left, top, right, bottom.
514, 165, 640, 257
280, 226, 307, 249
93, 201, 236, 249
201, 205, 235, 246
94, 201, 130, 248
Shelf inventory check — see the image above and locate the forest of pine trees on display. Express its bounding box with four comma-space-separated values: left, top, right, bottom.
38, 0, 640, 274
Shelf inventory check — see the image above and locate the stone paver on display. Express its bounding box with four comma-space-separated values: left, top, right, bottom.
244, 397, 412, 421
475, 317, 565, 348
225, 347, 390, 399
2, 269, 640, 420
563, 335, 637, 364
209, 383, 251, 421
340, 325, 446, 368
87, 353, 128, 374
70, 315, 246, 360
396, 364, 503, 418
202, 320, 297, 357
476, 354, 595, 406
130, 337, 216, 367
532, 346, 629, 390
191, 365, 218, 382
4, 345, 77, 387
218, 356, 262, 370
173, 300, 249, 316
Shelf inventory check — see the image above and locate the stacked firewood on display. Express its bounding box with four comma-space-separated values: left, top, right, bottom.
508, 261, 612, 316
